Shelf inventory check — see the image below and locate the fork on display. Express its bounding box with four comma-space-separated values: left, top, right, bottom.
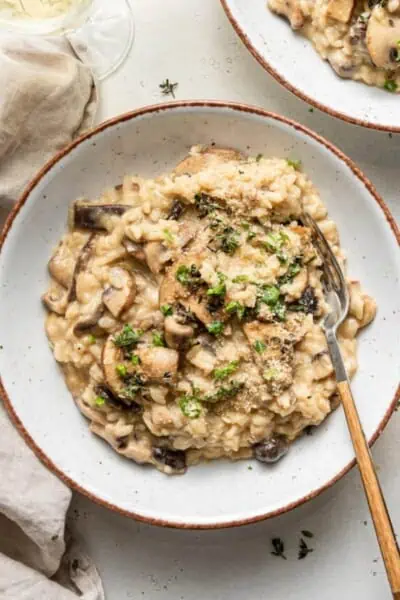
303, 213, 400, 599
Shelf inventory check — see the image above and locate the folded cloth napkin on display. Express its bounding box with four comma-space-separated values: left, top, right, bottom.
0, 34, 103, 599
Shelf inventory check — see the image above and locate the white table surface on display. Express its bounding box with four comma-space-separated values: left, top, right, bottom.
68, 1, 400, 598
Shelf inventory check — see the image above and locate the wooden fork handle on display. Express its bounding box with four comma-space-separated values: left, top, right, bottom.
337, 381, 400, 598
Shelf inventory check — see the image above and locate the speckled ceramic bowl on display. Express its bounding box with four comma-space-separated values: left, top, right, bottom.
221, 0, 400, 132
0, 102, 399, 528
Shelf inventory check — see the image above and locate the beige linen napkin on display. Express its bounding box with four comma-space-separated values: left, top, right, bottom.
0, 34, 103, 599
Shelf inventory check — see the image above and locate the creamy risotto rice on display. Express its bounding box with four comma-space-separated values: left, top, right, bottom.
268, 0, 400, 93
43, 146, 376, 474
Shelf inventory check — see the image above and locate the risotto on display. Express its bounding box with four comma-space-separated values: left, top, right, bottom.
43, 146, 376, 474
268, 0, 400, 93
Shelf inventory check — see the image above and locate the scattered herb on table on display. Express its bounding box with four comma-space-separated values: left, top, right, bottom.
271, 537, 287, 560
298, 537, 314, 560
301, 530, 314, 539
159, 78, 178, 98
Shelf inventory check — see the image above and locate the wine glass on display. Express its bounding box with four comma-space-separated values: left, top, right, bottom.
0, 0, 134, 80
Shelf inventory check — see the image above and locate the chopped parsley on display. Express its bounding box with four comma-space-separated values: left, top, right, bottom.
207, 272, 227, 297
384, 78, 397, 93
263, 230, 289, 260
271, 538, 287, 560
260, 285, 280, 306
159, 78, 178, 98
213, 360, 240, 381
176, 264, 203, 290
204, 381, 244, 403
279, 261, 301, 285
286, 158, 302, 170
160, 304, 173, 316
194, 193, 220, 217
116, 364, 127, 377
114, 325, 143, 349
206, 320, 225, 336
225, 301, 246, 320
232, 274, 249, 283
217, 226, 240, 256
254, 340, 266, 354
163, 228, 175, 244
95, 396, 105, 407
88, 334, 96, 345
152, 331, 166, 347
131, 354, 140, 366
179, 394, 202, 419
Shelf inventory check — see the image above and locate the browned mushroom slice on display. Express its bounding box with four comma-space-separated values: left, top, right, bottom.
326, 0, 354, 24
122, 237, 146, 261
102, 267, 136, 318
174, 146, 244, 176
102, 335, 129, 399
73, 300, 104, 337
42, 287, 68, 315
164, 315, 194, 349
68, 234, 96, 302
136, 347, 179, 383
366, 8, 400, 69
143, 242, 173, 274
48, 241, 76, 288
72, 201, 130, 230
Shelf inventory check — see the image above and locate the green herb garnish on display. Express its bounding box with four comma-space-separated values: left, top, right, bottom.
122, 374, 144, 399
159, 78, 178, 98
207, 272, 227, 297
131, 354, 140, 366
264, 230, 289, 253
176, 264, 203, 290
95, 396, 105, 407
194, 193, 220, 217
213, 360, 240, 381
161, 304, 173, 316
163, 229, 174, 244
217, 226, 240, 255
179, 394, 202, 419
204, 381, 244, 403
384, 78, 397, 93
88, 334, 96, 345
279, 261, 301, 285
152, 331, 166, 347
232, 274, 249, 283
254, 340, 266, 354
260, 285, 280, 306
287, 158, 302, 170
116, 364, 127, 377
225, 300, 246, 320
114, 325, 143, 349
263, 367, 279, 381
206, 320, 225, 336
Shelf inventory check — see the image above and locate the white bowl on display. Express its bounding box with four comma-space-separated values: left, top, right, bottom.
0, 101, 399, 528
221, 0, 400, 132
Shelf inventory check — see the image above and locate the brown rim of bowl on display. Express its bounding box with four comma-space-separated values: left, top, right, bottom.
0, 100, 399, 530
220, 0, 400, 133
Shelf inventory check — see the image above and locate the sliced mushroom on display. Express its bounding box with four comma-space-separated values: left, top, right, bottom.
48, 241, 76, 288
72, 201, 130, 230
167, 199, 186, 220
136, 346, 179, 383
68, 234, 96, 302
102, 335, 126, 398
326, 0, 354, 24
174, 146, 244, 176
152, 447, 186, 472
366, 7, 400, 69
73, 300, 104, 336
253, 436, 289, 464
164, 316, 194, 349
103, 267, 136, 318
143, 242, 172, 274
42, 287, 68, 315
122, 237, 146, 261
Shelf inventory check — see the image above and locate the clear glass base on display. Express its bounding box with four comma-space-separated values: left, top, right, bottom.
0, 0, 134, 80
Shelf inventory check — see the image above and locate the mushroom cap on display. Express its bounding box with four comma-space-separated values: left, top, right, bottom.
366, 6, 400, 69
